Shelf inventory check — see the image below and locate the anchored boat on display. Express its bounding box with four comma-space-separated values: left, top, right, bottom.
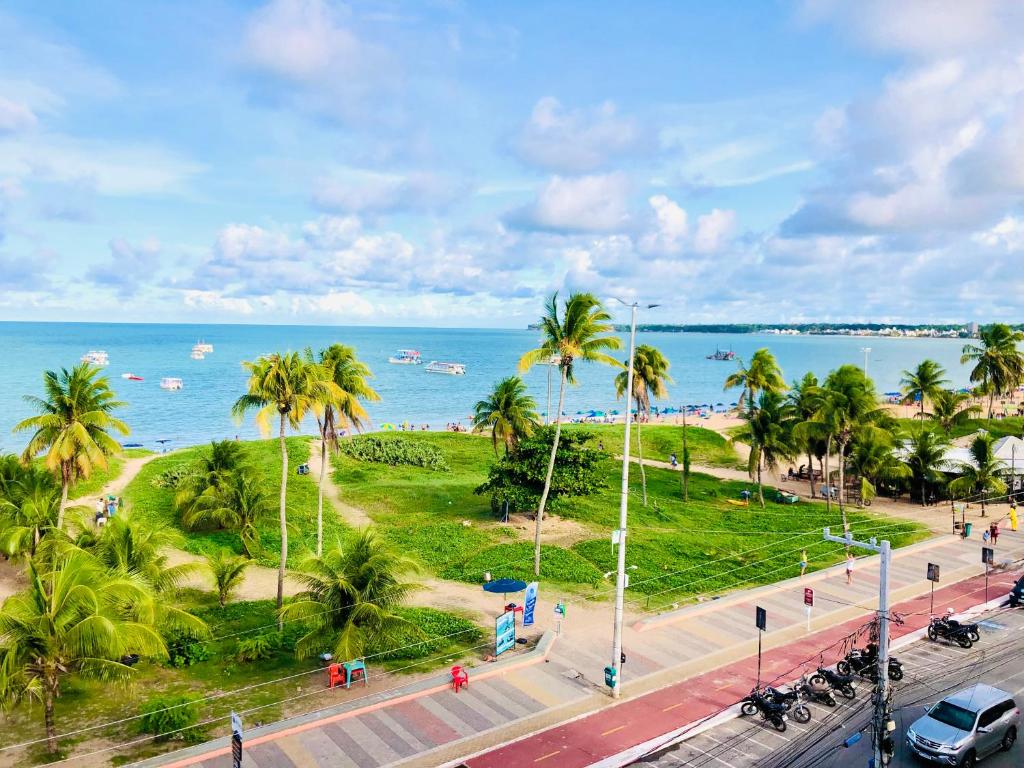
425, 361, 466, 375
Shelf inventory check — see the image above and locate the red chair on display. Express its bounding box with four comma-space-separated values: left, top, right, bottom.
504, 603, 524, 619
327, 663, 345, 689
451, 665, 469, 693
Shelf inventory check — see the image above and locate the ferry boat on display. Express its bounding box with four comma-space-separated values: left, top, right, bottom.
425, 361, 466, 375
81, 350, 109, 366
706, 348, 736, 361
160, 377, 184, 391
120, 373, 144, 381
194, 340, 214, 353
388, 349, 423, 365
190, 349, 205, 360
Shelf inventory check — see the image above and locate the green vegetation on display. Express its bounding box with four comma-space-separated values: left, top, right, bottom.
138, 695, 205, 743
338, 434, 450, 471
575, 423, 744, 469
896, 416, 1024, 441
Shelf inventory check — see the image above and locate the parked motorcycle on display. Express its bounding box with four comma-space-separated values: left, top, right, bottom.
837, 644, 904, 681
927, 616, 974, 648
809, 666, 857, 699
936, 610, 981, 643
796, 674, 837, 707
739, 690, 791, 731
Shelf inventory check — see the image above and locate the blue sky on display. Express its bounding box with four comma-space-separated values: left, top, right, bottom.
1, 0, 1022, 327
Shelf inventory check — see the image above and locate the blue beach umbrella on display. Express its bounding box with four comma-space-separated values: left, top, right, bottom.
483, 578, 528, 601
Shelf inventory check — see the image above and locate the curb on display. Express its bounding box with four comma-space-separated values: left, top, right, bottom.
132, 631, 557, 768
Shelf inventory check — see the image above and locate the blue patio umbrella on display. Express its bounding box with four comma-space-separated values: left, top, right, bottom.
483, 578, 528, 602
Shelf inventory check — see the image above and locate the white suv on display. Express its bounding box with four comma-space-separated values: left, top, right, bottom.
906, 684, 1019, 766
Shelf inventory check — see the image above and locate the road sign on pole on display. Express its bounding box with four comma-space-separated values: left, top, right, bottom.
230, 712, 243, 768
803, 588, 814, 606
927, 562, 940, 582
754, 606, 766, 687
982, 546, 994, 603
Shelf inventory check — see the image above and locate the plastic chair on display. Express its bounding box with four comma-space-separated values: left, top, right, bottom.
451, 665, 469, 693
327, 663, 345, 689
343, 659, 367, 689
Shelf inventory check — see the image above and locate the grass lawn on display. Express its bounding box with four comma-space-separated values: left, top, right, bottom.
121, 438, 346, 568
896, 416, 1024, 441
569, 423, 745, 469
330, 430, 928, 604
54, 448, 152, 501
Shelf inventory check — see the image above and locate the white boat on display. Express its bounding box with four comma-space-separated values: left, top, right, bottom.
425, 361, 466, 375
540, 354, 562, 366
81, 350, 109, 366
160, 377, 184, 391
388, 349, 423, 365
193, 340, 214, 354
190, 349, 205, 360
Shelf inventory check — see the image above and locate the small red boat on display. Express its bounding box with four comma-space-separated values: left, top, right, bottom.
121, 373, 144, 381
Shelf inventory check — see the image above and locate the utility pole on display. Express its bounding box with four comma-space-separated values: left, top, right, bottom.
824, 527, 892, 767
860, 347, 871, 378
610, 300, 658, 699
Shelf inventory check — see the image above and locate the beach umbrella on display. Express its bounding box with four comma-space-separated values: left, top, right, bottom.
380, 423, 396, 431
730, 402, 738, 407
483, 578, 528, 603
610, 409, 619, 415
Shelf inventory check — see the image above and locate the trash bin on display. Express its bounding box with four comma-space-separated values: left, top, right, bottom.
964, 522, 973, 537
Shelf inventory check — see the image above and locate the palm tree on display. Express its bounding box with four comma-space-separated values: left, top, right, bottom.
929, 390, 981, 435
961, 324, 1024, 418
232, 352, 339, 614
948, 433, 1007, 517
614, 345, 672, 505
182, 469, 273, 558
902, 426, 951, 506
847, 432, 911, 504
205, 549, 250, 608
787, 373, 823, 498
472, 376, 540, 455
900, 360, 949, 420
279, 528, 419, 660
518, 292, 621, 576
0, 465, 61, 559
14, 364, 129, 530
732, 390, 795, 507
309, 345, 379, 557
724, 348, 786, 412
174, 440, 247, 517
92, 511, 198, 594
0, 550, 169, 753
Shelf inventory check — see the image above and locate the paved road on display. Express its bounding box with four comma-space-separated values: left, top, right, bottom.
637, 605, 1024, 768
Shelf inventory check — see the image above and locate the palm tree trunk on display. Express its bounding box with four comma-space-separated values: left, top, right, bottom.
824, 438, 832, 515
277, 413, 288, 623
756, 461, 764, 508
807, 450, 816, 498
57, 464, 70, 530
681, 415, 689, 501
44, 682, 57, 754
317, 436, 326, 557
921, 478, 927, 507
534, 367, 567, 577
636, 399, 647, 506
545, 364, 552, 426
989, 391, 995, 419
837, 438, 848, 532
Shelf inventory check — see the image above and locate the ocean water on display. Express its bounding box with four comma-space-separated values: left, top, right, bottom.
0, 322, 979, 453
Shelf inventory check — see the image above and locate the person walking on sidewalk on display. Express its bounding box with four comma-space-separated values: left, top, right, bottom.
990, 522, 1000, 545
845, 552, 855, 585
800, 549, 808, 578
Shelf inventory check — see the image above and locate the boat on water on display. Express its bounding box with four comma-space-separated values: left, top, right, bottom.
190, 349, 205, 360
706, 348, 736, 361
81, 350, 109, 366
388, 349, 423, 365
160, 377, 184, 390
425, 361, 466, 375
120, 373, 144, 381
193, 340, 214, 353
540, 354, 562, 366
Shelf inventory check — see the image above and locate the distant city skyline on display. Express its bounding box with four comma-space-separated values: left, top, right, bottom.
1, 1, 1022, 328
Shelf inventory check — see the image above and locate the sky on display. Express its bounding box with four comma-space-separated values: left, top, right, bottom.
0, 0, 1023, 328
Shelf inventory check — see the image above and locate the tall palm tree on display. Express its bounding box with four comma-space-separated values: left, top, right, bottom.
614, 345, 673, 505
0, 465, 61, 559
309, 345, 379, 557
182, 469, 273, 558
518, 292, 621, 576
724, 348, 786, 412
205, 548, 251, 608
902, 426, 951, 506
14, 364, 129, 530
173, 440, 247, 517
900, 359, 949, 420
279, 528, 419, 660
0, 550, 169, 753
929, 390, 982, 435
847, 432, 911, 505
472, 376, 540, 455
92, 511, 198, 594
232, 352, 339, 614
948, 433, 1007, 517
961, 323, 1024, 418
787, 373, 822, 498
732, 390, 795, 507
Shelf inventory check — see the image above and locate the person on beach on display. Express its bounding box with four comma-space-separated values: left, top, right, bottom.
670, 453, 678, 468
845, 553, 855, 585
95, 498, 104, 518
800, 550, 808, 578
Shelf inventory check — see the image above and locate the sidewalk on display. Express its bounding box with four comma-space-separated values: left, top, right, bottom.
140, 526, 1024, 768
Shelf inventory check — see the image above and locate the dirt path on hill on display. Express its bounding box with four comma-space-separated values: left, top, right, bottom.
307, 439, 372, 527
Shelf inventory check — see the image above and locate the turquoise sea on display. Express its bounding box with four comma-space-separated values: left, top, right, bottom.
0, 322, 979, 453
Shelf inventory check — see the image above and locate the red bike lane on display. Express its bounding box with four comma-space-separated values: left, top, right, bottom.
466, 569, 1021, 768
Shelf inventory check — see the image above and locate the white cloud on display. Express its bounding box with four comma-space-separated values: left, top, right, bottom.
312, 168, 467, 213
639, 195, 688, 254
974, 215, 1024, 252
183, 290, 256, 315
243, 0, 362, 81
516, 173, 630, 232
291, 290, 375, 318
512, 97, 641, 172
694, 209, 738, 253
87, 237, 161, 297
0, 96, 37, 133
301, 215, 362, 249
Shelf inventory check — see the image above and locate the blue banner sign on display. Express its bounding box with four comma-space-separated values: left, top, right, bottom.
523, 581, 538, 626
495, 611, 516, 656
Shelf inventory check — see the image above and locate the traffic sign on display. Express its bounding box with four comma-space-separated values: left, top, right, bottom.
755, 606, 767, 631
982, 547, 994, 565
927, 562, 940, 582
803, 588, 814, 607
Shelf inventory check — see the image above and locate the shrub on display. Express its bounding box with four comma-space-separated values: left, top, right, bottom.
151, 464, 196, 490
165, 629, 211, 668
368, 608, 483, 661
338, 435, 449, 471
138, 695, 205, 743
235, 632, 279, 662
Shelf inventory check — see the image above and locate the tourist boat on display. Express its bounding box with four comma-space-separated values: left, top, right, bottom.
193, 340, 214, 353
706, 348, 736, 361
120, 373, 144, 381
388, 349, 423, 365
81, 350, 109, 366
160, 377, 184, 390
540, 354, 562, 366
425, 361, 466, 375
190, 349, 205, 360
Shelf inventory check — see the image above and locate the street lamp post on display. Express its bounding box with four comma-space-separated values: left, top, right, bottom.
861, 347, 871, 378
610, 299, 658, 699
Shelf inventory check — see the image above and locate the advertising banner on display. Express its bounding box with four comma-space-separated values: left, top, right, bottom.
523, 581, 538, 626
495, 611, 516, 656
